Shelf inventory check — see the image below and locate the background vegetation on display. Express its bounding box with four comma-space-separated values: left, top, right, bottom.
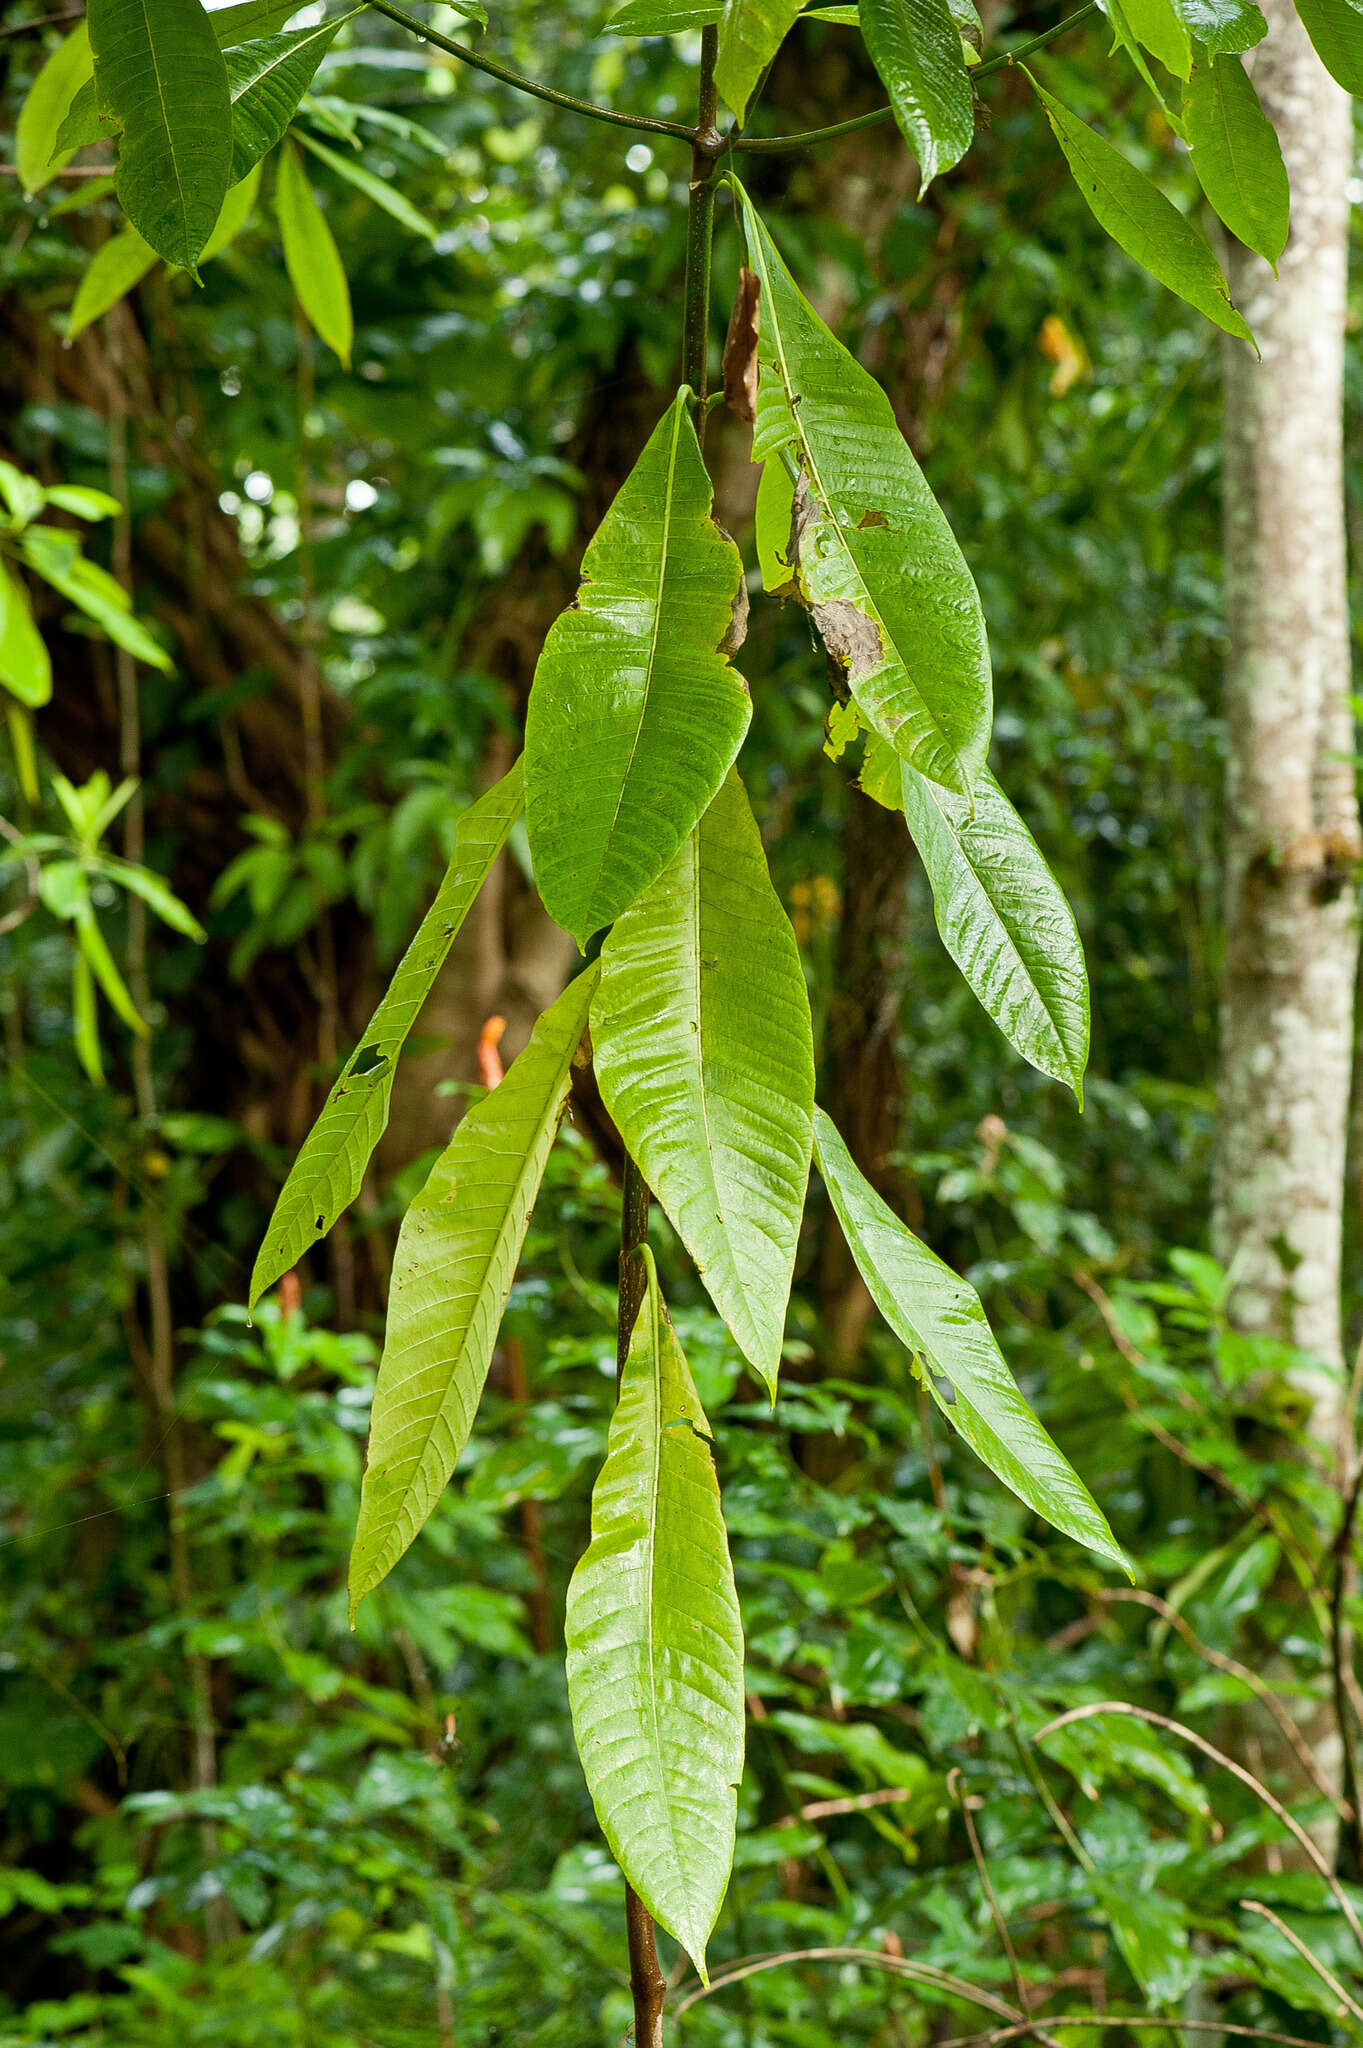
2, 0, 1361, 2039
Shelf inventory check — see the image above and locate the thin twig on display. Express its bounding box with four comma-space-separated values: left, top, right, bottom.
0, 8, 83, 38
1237, 1900, 1363, 2026
950, 1770, 1054, 2046
732, 3, 1098, 153
670, 1946, 1030, 2027
1035, 1702, 1363, 1961
1097, 1587, 1349, 1817
777, 1785, 912, 1824
363, 0, 693, 139
936, 2019, 1338, 2048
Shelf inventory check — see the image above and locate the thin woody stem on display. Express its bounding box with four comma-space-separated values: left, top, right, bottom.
683, 24, 721, 433
733, 3, 1099, 153
364, 0, 694, 139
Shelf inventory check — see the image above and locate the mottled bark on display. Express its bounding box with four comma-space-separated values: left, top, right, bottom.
1214, 0, 1360, 1444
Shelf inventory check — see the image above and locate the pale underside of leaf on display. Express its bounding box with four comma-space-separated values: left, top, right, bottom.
251, 759, 524, 1310
524, 386, 751, 944
565, 1260, 744, 1974
898, 759, 1089, 1096
812, 1107, 1126, 1572
593, 768, 814, 1389
348, 964, 599, 1616
735, 185, 991, 797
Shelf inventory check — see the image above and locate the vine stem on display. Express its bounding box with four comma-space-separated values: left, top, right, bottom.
363, 0, 693, 139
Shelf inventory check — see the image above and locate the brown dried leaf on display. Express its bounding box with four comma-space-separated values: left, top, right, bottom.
722, 265, 761, 425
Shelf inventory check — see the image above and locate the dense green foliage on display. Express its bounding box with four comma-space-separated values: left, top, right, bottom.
3, 0, 1363, 2038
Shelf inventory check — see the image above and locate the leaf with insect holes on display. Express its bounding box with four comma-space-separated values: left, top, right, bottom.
524, 386, 750, 944
251, 760, 524, 1310
86, 0, 233, 274
593, 769, 814, 1391
734, 183, 991, 795
813, 1107, 1127, 1572
348, 965, 599, 1615
566, 1252, 744, 1978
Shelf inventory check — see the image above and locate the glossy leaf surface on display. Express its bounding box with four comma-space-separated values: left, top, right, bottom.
1119, 0, 1191, 77
226, 12, 359, 182
899, 760, 1090, 1097
1170, 0, 1265, 48
1184, 55, 1288, 265
813, 1108, 1126, 1571
16, 23, 92, 194
736, 185, 991, 795
349, 965, 599, 1615
715, 0, 804, 117
277, 139, 353, 365
1031, 78, 1253, 343
593, 770, 814, 1390
860, 0, 974, 192
608, 0, 721, 27
565, 1254, 743, 1974
525, 387, 750, 944
251, 760, 524, 1309
87, 0, 233, 274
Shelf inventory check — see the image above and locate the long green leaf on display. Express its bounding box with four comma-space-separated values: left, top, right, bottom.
1293, 0, 1363, 90
0, 563, 53, 709
812, 1107, 1126, 1571
227, 12, 358, 182
860, 0, 974, 193
1184, 54, 1288, 266
17, 23, 93, 195
276, 138, 353, 365
524, 387, 751, 945
212, 0, 311, 49
593, 769, 814, 1391
1169, 0, 1265, 50
199, 160, 264, 263
715, 0, 804, 117
565, 1251, 744, 1975
251, 760, 524, 1309
87, 0, 233, 274
348, 964, 599, 1615
294, 128, 439, 241
898, 758, 1089, 1098
19, 527, 171, 670
66, 229, 158, 340
1029, 76, 1253, 343
734, 184, 992, 796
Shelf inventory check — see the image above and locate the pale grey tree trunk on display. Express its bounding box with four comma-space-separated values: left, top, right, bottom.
1214, 0, 1360, 1454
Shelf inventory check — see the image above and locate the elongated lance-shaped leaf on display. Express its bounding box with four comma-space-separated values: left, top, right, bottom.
812, 1108, 1126, 1571
524, 387, 751, 945
715, 0, 804, 117
277, 139, 353, 365
66, 229, 158, 341
593, 769, 814, 1391
87, 0, 233, 275
896, 757, 1089, 1098
1184, 55, 1288, 267
16, 23, 92, 195
349, 964, 599, 1616
860, 0, 974, 194
251, 760, 524, 1310
1119, 0, 1191, 77
1029, 77, 1254, 344
565, 1250, 744, 1975
226, 12, 360, 184
0, 562, 53, 709
733, 184, 991, 797
1293, 0, 1363, 90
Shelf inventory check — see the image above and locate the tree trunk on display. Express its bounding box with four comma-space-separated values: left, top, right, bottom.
1214, 0, 1360, 1448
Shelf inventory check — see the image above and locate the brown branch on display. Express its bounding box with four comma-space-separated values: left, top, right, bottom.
1237, 1900, 1363, 2026
950, 1770, 1060, 2048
